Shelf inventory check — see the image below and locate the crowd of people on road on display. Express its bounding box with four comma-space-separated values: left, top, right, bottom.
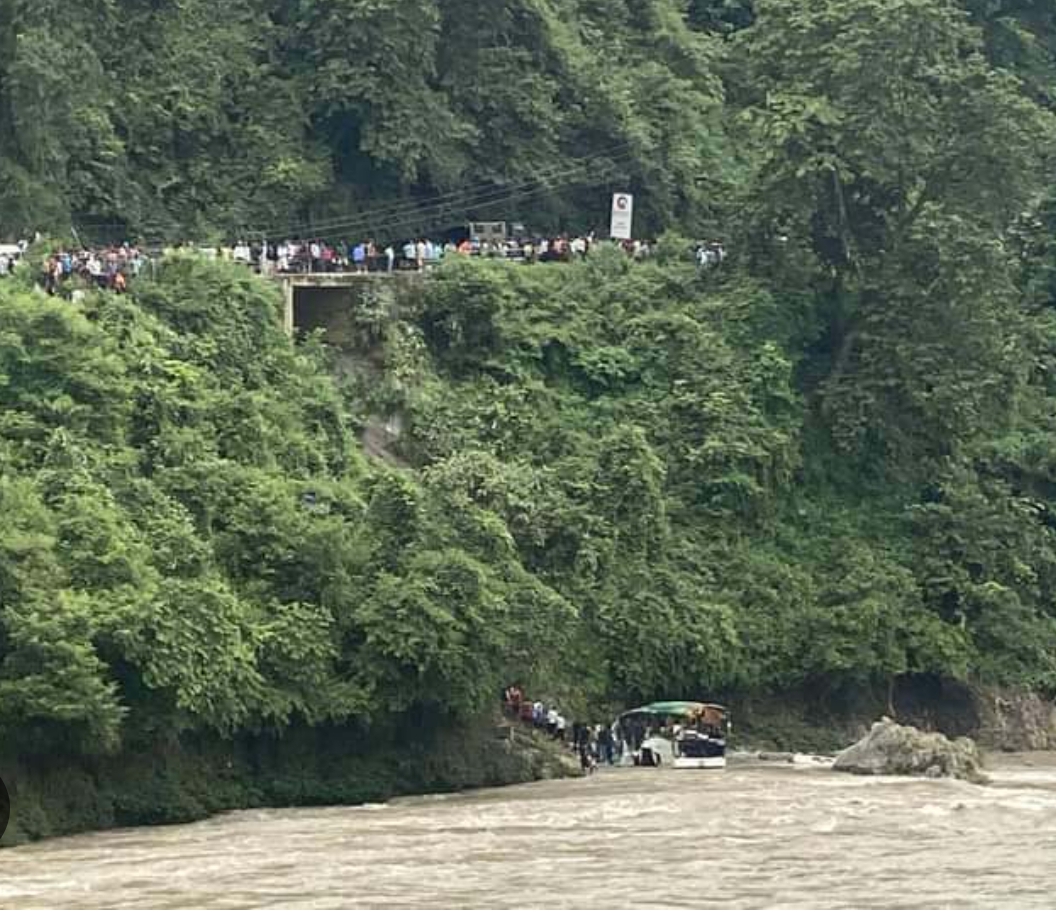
0, 239, 150, 296
217, 232, 659, 275
503, 686, 629, 775
1, 230, 727, 297
41, 244, 149, 295
218, 233, 739, 276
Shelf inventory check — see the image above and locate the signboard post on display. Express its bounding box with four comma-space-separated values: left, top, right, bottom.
610, 193, 634, 240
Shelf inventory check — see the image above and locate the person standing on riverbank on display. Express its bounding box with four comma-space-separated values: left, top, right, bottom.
579, 742, 596, 774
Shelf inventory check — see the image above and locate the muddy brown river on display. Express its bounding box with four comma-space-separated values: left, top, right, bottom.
3, 754, 1056, 909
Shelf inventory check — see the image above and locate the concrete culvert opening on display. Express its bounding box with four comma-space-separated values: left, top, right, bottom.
289, 285, 360, 346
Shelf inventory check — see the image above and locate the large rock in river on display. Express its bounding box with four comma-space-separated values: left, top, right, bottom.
833, 719, 987, 783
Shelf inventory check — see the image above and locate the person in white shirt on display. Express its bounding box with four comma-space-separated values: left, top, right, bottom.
546, 707, 558, 736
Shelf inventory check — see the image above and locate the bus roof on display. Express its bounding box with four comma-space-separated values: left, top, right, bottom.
619, 701, 728, 719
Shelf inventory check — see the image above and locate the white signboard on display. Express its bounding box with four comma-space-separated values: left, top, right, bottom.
610, 192, 634, 240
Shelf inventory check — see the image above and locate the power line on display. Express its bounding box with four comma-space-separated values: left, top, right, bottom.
250, 138, 638, 237
98, 170, 608, 251
249, 141, 640, 239
70, 138, 643, 246
272, 161, 629, 243
324, 181, 597, 243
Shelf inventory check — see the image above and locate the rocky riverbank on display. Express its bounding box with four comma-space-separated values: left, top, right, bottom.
729, 679, 1056, 756
1, 719, 579, 847
6, 679, 1052, 847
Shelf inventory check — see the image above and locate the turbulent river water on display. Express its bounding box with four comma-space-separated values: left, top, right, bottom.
3, 753, 1056, 909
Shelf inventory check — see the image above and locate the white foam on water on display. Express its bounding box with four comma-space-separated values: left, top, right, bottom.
917, 803, 957, 818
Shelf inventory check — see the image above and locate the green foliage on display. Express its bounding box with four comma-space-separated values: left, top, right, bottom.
733, 0, 1055, 464
365, 217, 1056, 701
0, 0, 727, 239
7, 0, 1056, 756
0, 259, 576, 754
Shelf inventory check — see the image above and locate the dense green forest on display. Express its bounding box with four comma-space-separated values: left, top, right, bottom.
0, 0, 736, 241
4, 0, 1056, 765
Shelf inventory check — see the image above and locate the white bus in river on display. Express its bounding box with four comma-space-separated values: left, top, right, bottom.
616, 700, 729, 769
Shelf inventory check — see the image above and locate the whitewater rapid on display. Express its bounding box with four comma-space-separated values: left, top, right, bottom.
2, 754, 1055, 908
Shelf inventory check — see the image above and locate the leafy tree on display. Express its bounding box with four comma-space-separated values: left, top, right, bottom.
734, 0, 1054, 462
8, 0, 1056, 753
